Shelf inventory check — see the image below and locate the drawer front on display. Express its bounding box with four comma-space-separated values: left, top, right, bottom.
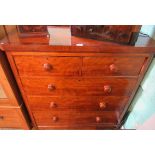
28, 96, 129, 112
82, 56, 146, 76
21, 77, 137, 96
32, 110, 118, 126
0, 108, 22, 128
14, 56, 81, 76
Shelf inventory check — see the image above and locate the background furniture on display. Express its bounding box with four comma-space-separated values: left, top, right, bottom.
0, 51, 30, 129
71, 25, 141, 45
16, 25, 141, 45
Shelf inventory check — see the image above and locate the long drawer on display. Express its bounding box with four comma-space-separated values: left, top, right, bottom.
21, 77, 137, 96
13, 55, 146, 77
28, 96, 129, 112
32, 110, 118, 127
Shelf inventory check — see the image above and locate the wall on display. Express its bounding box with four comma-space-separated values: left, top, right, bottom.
124, 58, 155, 129
140, 25, 155, 40
124, 25, 155, 129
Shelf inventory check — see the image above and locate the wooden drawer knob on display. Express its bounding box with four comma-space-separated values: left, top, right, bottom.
104, 85, 112, 93
0, 116, 4, 120
52, 116, 58, 122
50, 102, 57, 108
43, 63, 52, 71
109, 64, 118, 73
48, 84, 55, 91
99, 102, 106, 109
96, 116, 102, 123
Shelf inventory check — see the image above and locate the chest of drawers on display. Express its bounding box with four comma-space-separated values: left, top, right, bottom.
1, 25, 155, 129
5, 52, 151, 129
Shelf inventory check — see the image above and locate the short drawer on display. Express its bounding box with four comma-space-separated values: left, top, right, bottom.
0, 108, 23, 128
32, 110, 118, 127
21, 77, 137, 96
13, 56, 81, 76
28, 96, 129, 112
82, 56, 146, 76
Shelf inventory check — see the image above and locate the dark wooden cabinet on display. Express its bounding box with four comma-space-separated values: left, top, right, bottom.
17, 25, 141, 45
0, 25, 155, 129
71, 25, 141, 45
17, 25, 48, 37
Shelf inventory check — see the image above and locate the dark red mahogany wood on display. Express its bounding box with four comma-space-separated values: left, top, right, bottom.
0, 25, 155, 130
71, 25, 141, 45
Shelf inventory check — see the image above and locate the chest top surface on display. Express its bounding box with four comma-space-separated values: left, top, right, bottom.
0, 26, 155, 54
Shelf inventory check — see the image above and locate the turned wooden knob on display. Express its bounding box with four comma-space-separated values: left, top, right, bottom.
52, 116, 58, 122
48, 84, 55, 91
109, 64, 118, 73
104, 85, 112, 93
50, 102, 57, 108
0, 116, 4, 120
99, 102, 106, 109
43, 63, 52, 71
96, 116, 102, 123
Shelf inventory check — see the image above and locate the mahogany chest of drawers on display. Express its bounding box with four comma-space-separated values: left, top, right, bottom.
1, 25, 155, 129
6, 52, 150, 129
